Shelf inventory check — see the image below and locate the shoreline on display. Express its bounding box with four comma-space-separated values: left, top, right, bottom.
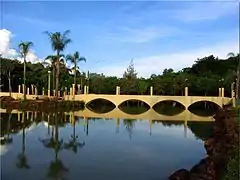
0, 98, 85, 112
169, 108, 239, 180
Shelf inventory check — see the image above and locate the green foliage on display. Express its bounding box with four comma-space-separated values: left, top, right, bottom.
222, 146, 240, 180
0, 53, 238, 97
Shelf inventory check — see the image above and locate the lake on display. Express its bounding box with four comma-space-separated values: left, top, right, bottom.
0, 107, 213, 180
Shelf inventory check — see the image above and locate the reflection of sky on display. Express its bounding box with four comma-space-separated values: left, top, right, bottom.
1, 117, 207, 180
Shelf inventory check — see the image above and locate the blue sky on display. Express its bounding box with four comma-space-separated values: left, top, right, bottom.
0, 1, 239, 77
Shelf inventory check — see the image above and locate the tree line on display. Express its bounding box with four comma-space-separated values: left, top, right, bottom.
0, 30, 239, 98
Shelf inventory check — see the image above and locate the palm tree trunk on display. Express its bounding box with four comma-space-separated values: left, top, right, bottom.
236, 62, 239, 99
55, 52, 60, 98
73, 61, 76, 100
8, 71, 12, 97
23, 58, 26, 100
74, 61, 76, 86
52, 65, 56, 93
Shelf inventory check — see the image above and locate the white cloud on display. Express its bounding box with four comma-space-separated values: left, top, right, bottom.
97, 26, 182, 44
96, 40, 239, 78
0, 29, 18, 58
0, 29, 42, 63
173, 2, 238, 22
118, 26, 181, 43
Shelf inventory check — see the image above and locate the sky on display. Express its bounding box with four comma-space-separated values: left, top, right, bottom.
0, 0, 239, 77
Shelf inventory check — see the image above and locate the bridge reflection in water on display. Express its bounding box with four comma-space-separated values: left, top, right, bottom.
67, 108, 214, 138
0, 108, 214, 138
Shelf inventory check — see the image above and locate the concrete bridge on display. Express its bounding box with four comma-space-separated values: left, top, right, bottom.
64, 94, 232, 109
0, 85, 233, 109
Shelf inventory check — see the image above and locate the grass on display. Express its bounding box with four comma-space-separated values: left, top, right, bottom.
222, 146, 240, 180
221, 107, 240, 180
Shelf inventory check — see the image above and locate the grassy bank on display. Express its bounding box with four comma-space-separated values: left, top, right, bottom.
221, 107, 239, 180
0, 97, 85, 112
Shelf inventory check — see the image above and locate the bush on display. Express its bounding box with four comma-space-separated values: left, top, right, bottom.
222, 146, 240, 180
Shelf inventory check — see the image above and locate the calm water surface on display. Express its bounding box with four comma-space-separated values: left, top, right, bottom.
1, 108, 213, 180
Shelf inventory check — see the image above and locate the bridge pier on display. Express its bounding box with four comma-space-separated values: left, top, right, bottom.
116, 86, 120, 95
150, 86, 153, 96
185, 87, 188, 96
35, 87, 38, 95
221, 88, 224, 97
77, 84, 81, 94
22, 84, 25, 95
219, 88, 221, 97
18, 85, 21, 93
72, 84, 76, 99
27, 87, 30, 95
31, 84, 33, 94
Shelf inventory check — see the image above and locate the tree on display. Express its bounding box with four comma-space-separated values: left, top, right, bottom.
1, 59, 14, 96
44, 55, 65, 92
122, 59, 138, 95
66, 51, 86, 98
123, 59, 137, 80
18, 41, 33, 100
227, 52, 240, 99
45, 30, 71, 97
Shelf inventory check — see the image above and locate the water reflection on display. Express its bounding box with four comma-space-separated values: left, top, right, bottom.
16, 112, 30, 169
65, 112, 85, 153
39, 112, 69, 179
1, 108, 213, 180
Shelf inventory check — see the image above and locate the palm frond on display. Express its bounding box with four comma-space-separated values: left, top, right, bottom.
65, 55, 74, 63
227, 52, 235, 57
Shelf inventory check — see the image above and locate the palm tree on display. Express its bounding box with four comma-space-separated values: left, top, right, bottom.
43, 55, 65, 93
45, 30, 71, 97
227, 52, 240, 99
66, 51, 86, 86
19, 41, 33, 100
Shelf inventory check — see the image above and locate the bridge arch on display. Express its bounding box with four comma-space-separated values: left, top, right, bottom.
188, 99, 222, 109
153, 99, 186, 109
86, 98, 117, 107
118, 99, 151, 108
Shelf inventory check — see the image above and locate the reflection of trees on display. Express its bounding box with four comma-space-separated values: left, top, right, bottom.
16, 112, 30, 169
39, 112, 68, 179
1, 112, 13, 145
123, 119, 136, 139
187, 122, 213, 141
160, 120, 184, 127
153, 102, 185, 116
64, 112, 85, 153
119, 104, 149, 115
87, 99, 115, 114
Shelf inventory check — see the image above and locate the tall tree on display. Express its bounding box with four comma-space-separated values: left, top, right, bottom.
45, 30, 71, 97
18, 41, 33, 100
122, 59, 138, 94
44, 55, 65, 93
66, 51, 86, 97
227, 52, 240, 99
1, 59, 14, 96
